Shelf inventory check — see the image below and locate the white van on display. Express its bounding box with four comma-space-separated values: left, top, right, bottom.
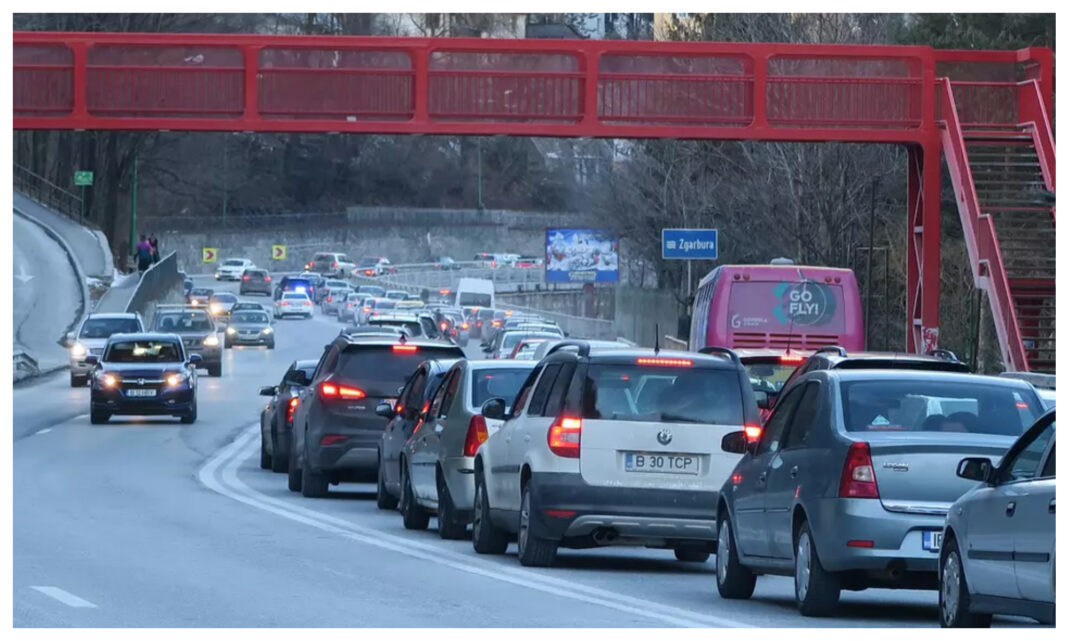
455, 277, 495, 309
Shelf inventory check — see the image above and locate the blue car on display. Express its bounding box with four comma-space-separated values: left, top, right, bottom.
85, 333, 201, 424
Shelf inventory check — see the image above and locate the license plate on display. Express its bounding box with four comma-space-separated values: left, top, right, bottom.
126, 388, 157, 398
624, 452, 699, 475
922, 530, 943, 552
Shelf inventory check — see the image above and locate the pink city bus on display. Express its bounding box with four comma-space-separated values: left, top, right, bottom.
688, 261, 864, 412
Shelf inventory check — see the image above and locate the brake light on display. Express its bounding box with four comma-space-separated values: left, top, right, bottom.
286, 397, 299, 424
476, 322, 482, 327
281, 301, 290, 306
363, 306, 371, 313
440, 321, 448, 331
636, 357, 693, 367
392, 345, 418, 353
439, 288, 451, 295
547, 417, 581, 458
461, 322, 469, 330
491, 320, 502, 327
319, 383, 366, 400
347, 303, 354, 308
326, 296, 333, 302
242, 275, 250, 281
265, 276, 272, 282
332, 262, 339, 268
839, 441, 879, 499
321, 434, 349, 446
780, 354, 805, 364
743, 424, 762, 441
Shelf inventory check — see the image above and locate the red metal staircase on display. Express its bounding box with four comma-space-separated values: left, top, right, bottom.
939, 79, 1055, 373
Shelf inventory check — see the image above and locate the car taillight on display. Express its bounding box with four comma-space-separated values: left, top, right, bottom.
242, 276, 250, 281
476, 322, 482, 327
319, 382, 366, 400
281, 301, 290, 306
440, 321, 448, 331
362, 306, 371, 313
392, 345, 417, 353
463, 415, 490, 457
461, 322, 469, 330
332, 262, 339, 268
743, 424, 762, 441
265, 276, 272, 282
547, 417, 581, 458
780, 354, 804, 364
321, 435, 349, 446
326, 296, 333, 302
491, 320, 501, 327
636, 357, 693, 367
286, 397, 299, 424
839, 441, 879, 499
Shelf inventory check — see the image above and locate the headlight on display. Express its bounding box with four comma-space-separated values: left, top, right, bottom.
226, 327, 237, 335
70, 342, 87, 358
190, 299, 200, 306
210, 303, 223, 315
262, 327, 273, 334
166, 372, 188, 387
203, 335, 220, 347
97, 372, 119, 388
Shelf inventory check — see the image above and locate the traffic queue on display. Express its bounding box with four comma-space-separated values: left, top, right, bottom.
70, 258, 1056, 627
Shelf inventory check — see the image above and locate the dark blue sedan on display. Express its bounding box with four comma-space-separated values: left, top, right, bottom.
86, 333, 201, 424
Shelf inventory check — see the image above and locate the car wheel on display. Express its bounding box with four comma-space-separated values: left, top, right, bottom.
794, 521, 840, 617
400, 463, 429, 530
70, 374, 86, 387
287, 442, 303, 493
89, 412, 110, 425
224, 339, 232, 349
940, 538, 992, 628
472, 472, 508, 554
376, 454, 398, 510
259, 437, 271, 470
437, 474, 467, 540
208, 363, 222, 377
517, 483, 557, 567
716, 513, 756, 599
179, 400, 197, 424
674, 548, 710, 563
270, 433, 289, 473
300, 441, 329, 498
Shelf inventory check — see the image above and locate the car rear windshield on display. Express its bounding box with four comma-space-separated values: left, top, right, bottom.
357, 258, 379, 267
581, 364, 744, 425
80, 317, 141, 338
371, 320, 421, 336
374, 300, 396, 309
744, 362, 797, 394
154, 312, 212, 332
232, 312, 269, 324
471, 368, 532, 409
246, 270, 267, 277
314, 254, 333, 261
477, 309, 496, 321
502, 332, 559, 350
840, 380, 1043, 436
282, 293, 308, 300
835, 359, 970, 373
105, 340, 183, 362
459, 293, 493, 308
357, 286, 385, 295
326, 280, 348, 288
338, 345, 465, 395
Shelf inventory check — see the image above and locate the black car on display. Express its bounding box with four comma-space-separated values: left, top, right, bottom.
259, 360, 318, 473
188, 287, 213, 308
376, 358, 461, 509
86, 333, 201, 424
274, 276, 313, 301
240, 268, 273, 296
286, 335, 466, 498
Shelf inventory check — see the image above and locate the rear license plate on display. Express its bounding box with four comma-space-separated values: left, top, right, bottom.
922, 530, 943, 552
126, 388, 157, 398
624, 452, 699, 475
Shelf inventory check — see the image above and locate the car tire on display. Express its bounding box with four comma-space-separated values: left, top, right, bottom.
472, 472, 509, 555
287, 443, 303, 493
70, 374, 87, 387
224, 339, 232, 349
208, 363, 222, 377
674, 548, 710, 563
940, 538, 992, 628
267, 340, 275, 350
376, 454, 398, 510
399, 463, 430, 530
437, 475, 467, 540
300, 444, 329, 498
179, 401, 197, 424
270, 433, 289, 473
259, 437, 271, 470
716, 513, 757, 599
517, 483, 558, 567
89, 412, 110, 425
794, 521, 840, 617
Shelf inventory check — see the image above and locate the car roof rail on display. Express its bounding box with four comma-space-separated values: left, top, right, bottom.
815, 345, 848, 357
545, 340, 590, 358
926, 348, 959, 362
697, 346, 742, 367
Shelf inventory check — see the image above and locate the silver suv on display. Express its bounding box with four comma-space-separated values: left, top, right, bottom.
150, 305, 223, 377
472, 341, 759, 567
67, 312, 144, 387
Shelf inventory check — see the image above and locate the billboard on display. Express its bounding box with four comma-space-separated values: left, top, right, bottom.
545, 228, 619, 283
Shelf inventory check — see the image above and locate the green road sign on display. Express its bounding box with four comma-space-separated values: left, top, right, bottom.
74, 170, 94, 186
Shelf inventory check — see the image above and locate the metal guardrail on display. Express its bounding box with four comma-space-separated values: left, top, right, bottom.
13, 350, 39, 382
14, 163, 85, 223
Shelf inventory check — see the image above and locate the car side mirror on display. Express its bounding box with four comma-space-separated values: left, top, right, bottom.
188, 354, 202, 367
481, 397, 507, 420
754, 390, 769, 410
375, 401, 396, 418
721, 431, 749, 455
259, 386, 277, 397
64, 332, 76, 347
84, 354, 99, 366
957, 457, 994, 484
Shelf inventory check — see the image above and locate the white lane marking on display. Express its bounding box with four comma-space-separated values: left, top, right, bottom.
30, 586, 98, 608
35, 428, 52, 435
200, 425, 750, 628
75, 414, 89, 420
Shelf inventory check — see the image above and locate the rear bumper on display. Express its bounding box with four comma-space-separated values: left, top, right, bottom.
529, 473, 718, 543
310, 415, 387, 473
807, 498, 946, 575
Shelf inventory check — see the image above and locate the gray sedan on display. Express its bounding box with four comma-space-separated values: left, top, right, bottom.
401, 360, 534, 539
939, 409, 1055, 627
224, 310, 275, 349
715, 369, 1045, 617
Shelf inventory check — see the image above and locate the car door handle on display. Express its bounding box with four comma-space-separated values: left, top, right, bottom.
1050, 498, 1056, 514
758, 471, 768, 483
789, 466, 799, 478
1005, 501, 1016, 517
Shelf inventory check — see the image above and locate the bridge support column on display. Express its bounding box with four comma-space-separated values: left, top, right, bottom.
906, 142, 942, 353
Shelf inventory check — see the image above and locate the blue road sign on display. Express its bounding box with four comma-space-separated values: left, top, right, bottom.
661, 228, 718, 260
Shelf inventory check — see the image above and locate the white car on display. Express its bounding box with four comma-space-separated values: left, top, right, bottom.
472, 342, 760, 567
274, 292, 313, 319
354, 257, 394, 277
67, 312, 145, 386
215, 258, 255, 281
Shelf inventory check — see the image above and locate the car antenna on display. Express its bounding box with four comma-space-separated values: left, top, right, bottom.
654, 323, 660, 356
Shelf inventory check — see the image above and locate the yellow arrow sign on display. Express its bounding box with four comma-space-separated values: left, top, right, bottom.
272, 244, 287, 260
202, 247, 218, 263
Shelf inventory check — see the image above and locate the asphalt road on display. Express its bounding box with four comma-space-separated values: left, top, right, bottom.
13, 276, 1041, 627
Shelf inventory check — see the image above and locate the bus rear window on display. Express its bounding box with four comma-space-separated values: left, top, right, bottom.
581, 365, 744, 425
459, 293, 492, 307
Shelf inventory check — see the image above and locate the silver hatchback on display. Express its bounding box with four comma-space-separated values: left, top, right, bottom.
400, 360, 535, 539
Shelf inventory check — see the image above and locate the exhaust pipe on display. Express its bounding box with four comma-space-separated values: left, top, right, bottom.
592, 527, 619, 545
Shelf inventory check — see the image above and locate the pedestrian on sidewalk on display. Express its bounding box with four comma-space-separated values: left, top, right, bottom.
149, 234, 160, 263
135, 235, 153, 274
